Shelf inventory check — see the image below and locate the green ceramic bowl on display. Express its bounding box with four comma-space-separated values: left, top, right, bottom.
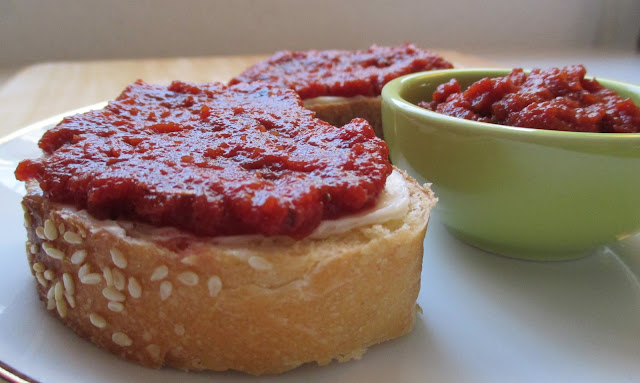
381, 68, 640, 260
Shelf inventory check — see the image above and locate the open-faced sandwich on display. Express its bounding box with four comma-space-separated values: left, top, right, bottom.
230, 43, 453, 137
15, 79, 437, 375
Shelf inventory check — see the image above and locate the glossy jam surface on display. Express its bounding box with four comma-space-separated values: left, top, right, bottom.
15, 80, 392, 238
420, 65, 640, 133
230, 43, 453, 99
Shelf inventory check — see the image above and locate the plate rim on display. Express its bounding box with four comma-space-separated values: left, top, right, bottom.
0, 359, 39, 383
2, 103, 640, 383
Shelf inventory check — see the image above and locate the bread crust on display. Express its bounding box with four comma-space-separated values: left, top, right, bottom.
21, 168, 436, 375
306, 97, 383, 138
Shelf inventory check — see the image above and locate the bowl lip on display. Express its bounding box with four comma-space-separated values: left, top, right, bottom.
381, 67, 640, 141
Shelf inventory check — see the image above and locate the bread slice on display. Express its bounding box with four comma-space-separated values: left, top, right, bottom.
304, 96, 383, 138
22, 168, 436, 375
229, 44, 454, 139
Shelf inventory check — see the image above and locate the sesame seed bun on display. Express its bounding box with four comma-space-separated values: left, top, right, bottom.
21, 168, 436, 375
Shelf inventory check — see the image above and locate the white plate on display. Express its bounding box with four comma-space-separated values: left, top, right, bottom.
2, 108, 640, 383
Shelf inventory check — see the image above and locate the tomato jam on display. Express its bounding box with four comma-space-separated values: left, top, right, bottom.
230, 43, 453, 99
15, 80, 392, 238
420, 65, 640, 133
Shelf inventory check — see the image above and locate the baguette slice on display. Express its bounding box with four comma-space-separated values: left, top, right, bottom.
22, 168, 436, 375
229, 44, 454, 139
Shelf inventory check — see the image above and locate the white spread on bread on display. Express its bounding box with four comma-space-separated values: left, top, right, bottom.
54, 171, 409, 245
310, 170, 409, 238
213, 170, 409, 244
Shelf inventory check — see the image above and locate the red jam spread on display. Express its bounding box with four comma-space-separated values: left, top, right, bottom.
15, 80, 392, 238
230, 43, 453, 99
420, 65, 640, 133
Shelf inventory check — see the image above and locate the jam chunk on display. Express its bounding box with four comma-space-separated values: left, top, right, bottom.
15, 80, 392, 238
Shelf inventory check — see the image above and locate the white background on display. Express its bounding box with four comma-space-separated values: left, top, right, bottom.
0, 0, 638, 67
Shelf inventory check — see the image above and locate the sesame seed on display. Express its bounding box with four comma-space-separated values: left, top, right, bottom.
108, 301, 124, 312
180, 255, 197, 265
65, 292, 76, 308
58, 223, 65, 235
32, 262, 45, 273
44, 270, 55, 280
112, 332, 133, 347
70, 250, 87, 265
207, 276, 222, 298
146, 344, 160, 359
78, 263, 90, 278
29, 244, 39, 255
248, 255, 273, 271
63, 231, 83, 245
128, 277, 142, 298
35, 227, 46, 239
150, 265, 168, 281
47, 285, 55, 300
103, 267, 114, 287
23, 207, 32, 227
159, 281, 172, 301
36, 272, 48, 287
177, 271, 199, 286
44, 219, 58, 241
47, 298, 56, 310
174, 324, 185, 336
110, 249, 127, 269
63, 273, 75, 295
54, 281, 64, 302
56, 298, 68, 318
89, 313, 107, 328
102, 286, 126, 302
112, 269, 125, 291
142, 331, 152, 342
80, 273, 102, 285
42, 243, 64, 260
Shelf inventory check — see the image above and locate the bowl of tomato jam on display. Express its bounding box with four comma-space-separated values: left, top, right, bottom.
381, 66, 640, 260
